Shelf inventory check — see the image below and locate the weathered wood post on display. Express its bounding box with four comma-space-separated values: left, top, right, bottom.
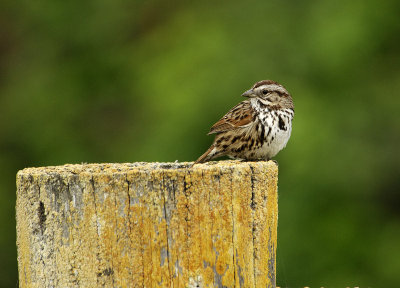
16, 161, 278, 288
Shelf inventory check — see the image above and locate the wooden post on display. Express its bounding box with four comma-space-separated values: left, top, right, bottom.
16, 161, 278, 288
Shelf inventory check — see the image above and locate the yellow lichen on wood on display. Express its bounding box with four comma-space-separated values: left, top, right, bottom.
16, 161, 278, 288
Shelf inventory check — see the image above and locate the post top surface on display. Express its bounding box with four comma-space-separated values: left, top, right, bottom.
17, 160, 278, 176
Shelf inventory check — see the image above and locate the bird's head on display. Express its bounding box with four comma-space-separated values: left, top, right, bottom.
242, 80, 294, 110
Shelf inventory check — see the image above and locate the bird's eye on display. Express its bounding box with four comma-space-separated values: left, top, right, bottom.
262, 90, 268, 95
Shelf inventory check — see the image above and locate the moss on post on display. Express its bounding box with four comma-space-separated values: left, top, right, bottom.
16, 161, 278, 288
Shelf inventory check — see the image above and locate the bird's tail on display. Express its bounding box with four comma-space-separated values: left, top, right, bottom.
194, 145, 216, 165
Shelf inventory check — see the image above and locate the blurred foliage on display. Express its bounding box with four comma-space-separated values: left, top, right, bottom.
1, 0, 400, 286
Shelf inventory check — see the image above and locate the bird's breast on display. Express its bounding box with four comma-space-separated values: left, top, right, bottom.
253, 110, 293, 158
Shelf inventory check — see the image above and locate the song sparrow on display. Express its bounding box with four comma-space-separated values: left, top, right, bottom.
194, 80, 294, 164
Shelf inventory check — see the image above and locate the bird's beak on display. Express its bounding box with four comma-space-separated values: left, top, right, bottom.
241, 89, 255, 98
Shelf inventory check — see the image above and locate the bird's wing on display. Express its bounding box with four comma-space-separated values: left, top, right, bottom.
208, 100, 254, 134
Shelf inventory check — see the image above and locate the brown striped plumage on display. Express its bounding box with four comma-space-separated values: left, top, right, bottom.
194, 80, 294, 164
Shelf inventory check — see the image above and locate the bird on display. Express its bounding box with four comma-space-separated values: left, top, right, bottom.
194, 80, 294, 164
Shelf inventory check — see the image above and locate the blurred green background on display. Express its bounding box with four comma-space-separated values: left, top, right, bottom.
1, 0, 400, 287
